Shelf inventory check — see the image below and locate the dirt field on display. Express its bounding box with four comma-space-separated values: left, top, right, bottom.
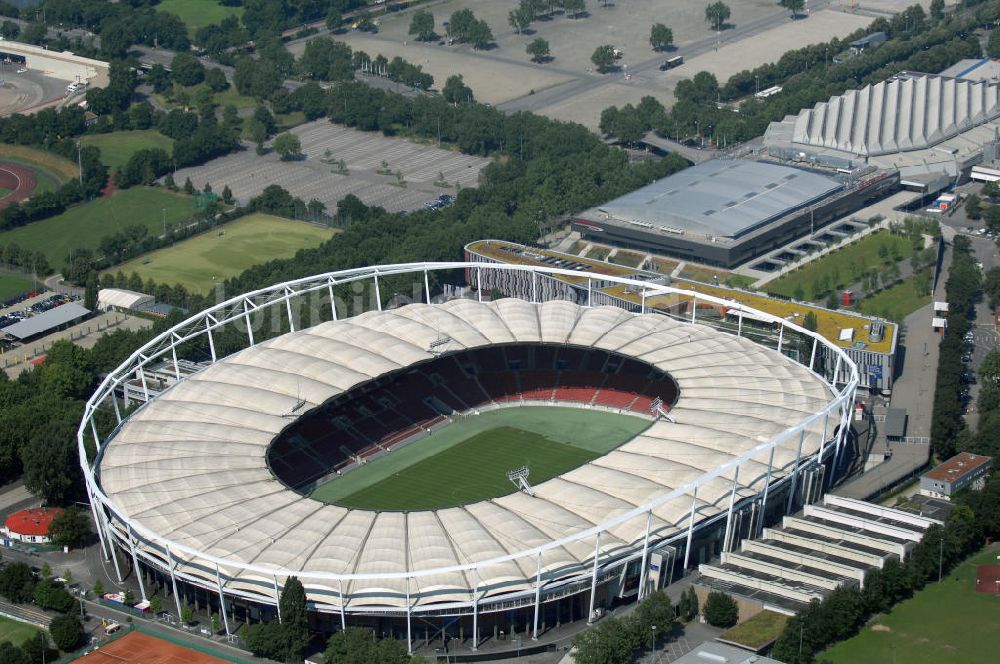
171, 120, 489, 213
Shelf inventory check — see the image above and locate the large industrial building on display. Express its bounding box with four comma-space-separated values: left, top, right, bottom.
572, 159, 899, 268
466, 240, 898, 393
80, 263, 856, 650
765, 69, 1000, 180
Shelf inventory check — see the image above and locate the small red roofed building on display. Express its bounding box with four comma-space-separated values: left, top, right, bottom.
2, 507, 63, 543
920, 452, 993, 501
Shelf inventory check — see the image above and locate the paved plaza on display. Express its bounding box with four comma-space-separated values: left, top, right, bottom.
171, 121, 489, 213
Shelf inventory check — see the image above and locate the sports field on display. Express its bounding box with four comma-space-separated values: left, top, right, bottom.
0, 144, 76, 181
0, 187, 194, 269
157, 0, 243, 34
311, 406, 650, 510
0, 273, 36, 301
0, 615, 44, 647
82, 130, 175, 171
109, 213, 335, 293
822, 547, 1000, 664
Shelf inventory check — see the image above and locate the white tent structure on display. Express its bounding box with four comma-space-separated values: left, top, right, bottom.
97, 288, 154, 312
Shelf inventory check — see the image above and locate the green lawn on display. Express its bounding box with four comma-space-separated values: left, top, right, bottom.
586, 246, 610, 260
766, 231, 915, 301
854, 270, 932, 322
0, 273, 37, 301
108, 213, 334, 293
311, 406, 650, 510
718, 610, 789, 650
157, 0, 243, 34
823, 547, 1000, 664
0, 187, 194, 269
609, 251, 645, 268
82, 130, 175, 171
0, 615, 44, 647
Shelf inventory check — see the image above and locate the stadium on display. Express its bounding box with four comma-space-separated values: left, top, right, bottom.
78, 263, 857, 651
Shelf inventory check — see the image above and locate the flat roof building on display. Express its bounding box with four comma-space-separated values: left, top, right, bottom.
573, 160, 898, 268
920, 452, 992, 500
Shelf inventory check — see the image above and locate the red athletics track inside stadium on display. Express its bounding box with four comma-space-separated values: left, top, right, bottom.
0, 162, 37, 209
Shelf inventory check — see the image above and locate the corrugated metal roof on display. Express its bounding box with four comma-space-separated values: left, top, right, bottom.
791, 74, 1000, 156
584, 160, 841, 238
0, 302, 90, 340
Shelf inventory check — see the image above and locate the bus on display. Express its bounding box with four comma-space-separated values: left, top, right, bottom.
660, 56, 683, 70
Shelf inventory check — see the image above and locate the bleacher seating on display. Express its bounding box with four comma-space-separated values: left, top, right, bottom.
267, 343, 678, 489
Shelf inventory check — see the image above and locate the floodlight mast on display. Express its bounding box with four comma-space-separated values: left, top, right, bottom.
649, 396, 675, 423
507, 466, 535, 496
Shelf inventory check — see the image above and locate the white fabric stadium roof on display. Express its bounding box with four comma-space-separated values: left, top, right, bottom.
790, 74, 1000, 157
99, 299, 834, 607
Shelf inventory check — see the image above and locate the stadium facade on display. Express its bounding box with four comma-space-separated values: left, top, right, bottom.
80, 263, 856, 650
572, 159, 899, 268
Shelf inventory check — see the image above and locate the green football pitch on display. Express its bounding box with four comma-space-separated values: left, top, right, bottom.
310, 406, 651, 511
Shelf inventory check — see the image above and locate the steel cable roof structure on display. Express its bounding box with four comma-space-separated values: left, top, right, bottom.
79, 263, 857, 649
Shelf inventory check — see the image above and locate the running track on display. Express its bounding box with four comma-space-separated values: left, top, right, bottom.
0, 161, 37, 209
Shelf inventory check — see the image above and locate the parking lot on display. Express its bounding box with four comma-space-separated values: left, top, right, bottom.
0, 63, 79, 117
295, 0, 873, 128
171, 120, 489, 214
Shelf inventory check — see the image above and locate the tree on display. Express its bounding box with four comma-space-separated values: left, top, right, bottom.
509, 7, 531, 34
245, 621, 286, 661
705, 2, 731, 30
34, 579, 75, 613
442, 74, 474, 104
181, 604, 194, 624
40, 562, 51, 579
987, 30, 1000, 59
703, 591, 739, 627
279, 577, 309, 662
527, 38, 551, 63
211, 613, 221, 634
409, 9, 436, 41
591, 44, 616, 73
273, 132, 303, 160
573, 616, 639, 664
171, 52, 205, 87
204, 68, 229, 92
222, 185, 234, 205
149, 595, 162, 614
966, 193, 983, 219
683, 586, 699, 620
650, 23, 674, 51
0, 562, 35, 603
326, 8, 342, 31
779, 0, 805, 18
564, 0, 586, 18
49, 614, 84, 651
326, 627, 410, 664
930, 0, 945, 21
93, 579, 104, 597
468, 19, 494, 49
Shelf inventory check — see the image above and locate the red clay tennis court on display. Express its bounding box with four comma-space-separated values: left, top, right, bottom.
975, 564, 1000, 593
76, 631, 233, 663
